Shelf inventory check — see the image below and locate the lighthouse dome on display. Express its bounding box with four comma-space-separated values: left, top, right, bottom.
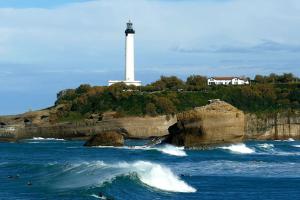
125, 20, 135, 35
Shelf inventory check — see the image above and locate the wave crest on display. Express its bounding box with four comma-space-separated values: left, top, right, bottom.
257, 143, 274, 149
132, 161, 195, 193
31, 137, 65, 141
95, 144, 187, 157
275, 138, 296, 142
55, 160, 196, 193
287, 138, 295, 142
219, 143, 255, 154
156, 145, 187, 157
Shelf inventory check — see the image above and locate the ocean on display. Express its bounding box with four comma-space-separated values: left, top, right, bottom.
0, 138, 300, 200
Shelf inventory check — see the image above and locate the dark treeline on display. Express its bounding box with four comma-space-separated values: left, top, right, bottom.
55, 73, 300, 121
254, 73, 299, 84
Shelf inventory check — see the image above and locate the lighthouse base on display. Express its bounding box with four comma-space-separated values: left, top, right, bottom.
108, 80, 142, 86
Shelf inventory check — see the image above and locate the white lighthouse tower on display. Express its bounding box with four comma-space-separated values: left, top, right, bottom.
109, 21, 141, 86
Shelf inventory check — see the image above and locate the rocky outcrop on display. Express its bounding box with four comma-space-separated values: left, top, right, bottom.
165, 100, 245, 148
245, 111, 300, 140
0, 105, 63, 127
84, 131, 124, 147
0, 109, 176, 141
0, 107, 58, 141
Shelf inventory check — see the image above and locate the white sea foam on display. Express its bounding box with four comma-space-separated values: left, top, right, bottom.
128, 161, 196, 193
257, 143, 274, 149
293, 145, 300, 148
276, 138, 296, 142
94, 145, 151, 151
286, 138, 295, 142
31, 137, 65, 141
177, 160, 300, 178
156, 145, 187, 157
90, 194, 101, 199
95, 144, 187, 157
32, 137, 45, 140
220, 143, 255, 154
90, 194, 107, 199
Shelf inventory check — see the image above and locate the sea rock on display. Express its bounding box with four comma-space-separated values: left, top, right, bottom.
165, 100, 245, 148
84, 131, 124, 147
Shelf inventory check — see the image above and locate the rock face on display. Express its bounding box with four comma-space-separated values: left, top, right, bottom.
0, 108, 176, 141
2, 100, 299, 144
245, 112, 300, 140
165, 101, 245, 148
0, 105, 63, 127
0, 107, 59, 141
84, 131, 124, 147
20, 115, 175, 140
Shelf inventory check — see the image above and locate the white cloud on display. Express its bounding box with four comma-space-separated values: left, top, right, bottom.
0, 0, 300, 114
0, 0, 300, 65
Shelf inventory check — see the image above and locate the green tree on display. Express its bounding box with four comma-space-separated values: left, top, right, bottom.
266, 73, 277, 83
154, 97, 177, 114
186, 75, 207, 90
149, 76, 185, 91
76, 84, 91, 94
279, 73, 295, 83
145, 103, 157, 116
107, 82, 127, 100
254, 75, 266, 83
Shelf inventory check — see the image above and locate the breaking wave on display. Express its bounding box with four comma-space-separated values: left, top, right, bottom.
54, 160, 196, 193
254, 143, 300, 156
133, 161, 195, 192
219, 143, 255, 154
156, 145, 187, 157
286, 138, 295, 142
257, 143, 274, 149
275, 138, 296, 142
96, 144, 187, 157
90, 194, 108, 199
31, 137, 65, 141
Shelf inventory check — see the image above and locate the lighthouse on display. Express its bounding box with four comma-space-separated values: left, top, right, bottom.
109, 21, 141, 86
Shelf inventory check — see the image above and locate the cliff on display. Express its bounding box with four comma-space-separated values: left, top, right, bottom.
245, 111, 300, 140
0, 108, 176, 141
1, 101, 300, 144
165, 100, 245, 147
0, 107, 58, 141
19, 115, 176, 140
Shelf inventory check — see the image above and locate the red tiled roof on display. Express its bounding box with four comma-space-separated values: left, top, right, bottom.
212, 77, 236, 80
210, 77, 249, 81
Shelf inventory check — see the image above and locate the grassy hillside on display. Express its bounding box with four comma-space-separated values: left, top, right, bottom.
55, 74, 300, 121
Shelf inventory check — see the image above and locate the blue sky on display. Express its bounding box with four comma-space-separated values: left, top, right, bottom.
0, 0, 300, 115
0, 0, 94, 8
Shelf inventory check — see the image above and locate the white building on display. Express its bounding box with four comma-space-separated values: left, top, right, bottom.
109, 21, 141, 86
207, 77, 250, 86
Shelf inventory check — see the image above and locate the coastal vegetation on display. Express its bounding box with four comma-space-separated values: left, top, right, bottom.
55, 73, 300, 121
